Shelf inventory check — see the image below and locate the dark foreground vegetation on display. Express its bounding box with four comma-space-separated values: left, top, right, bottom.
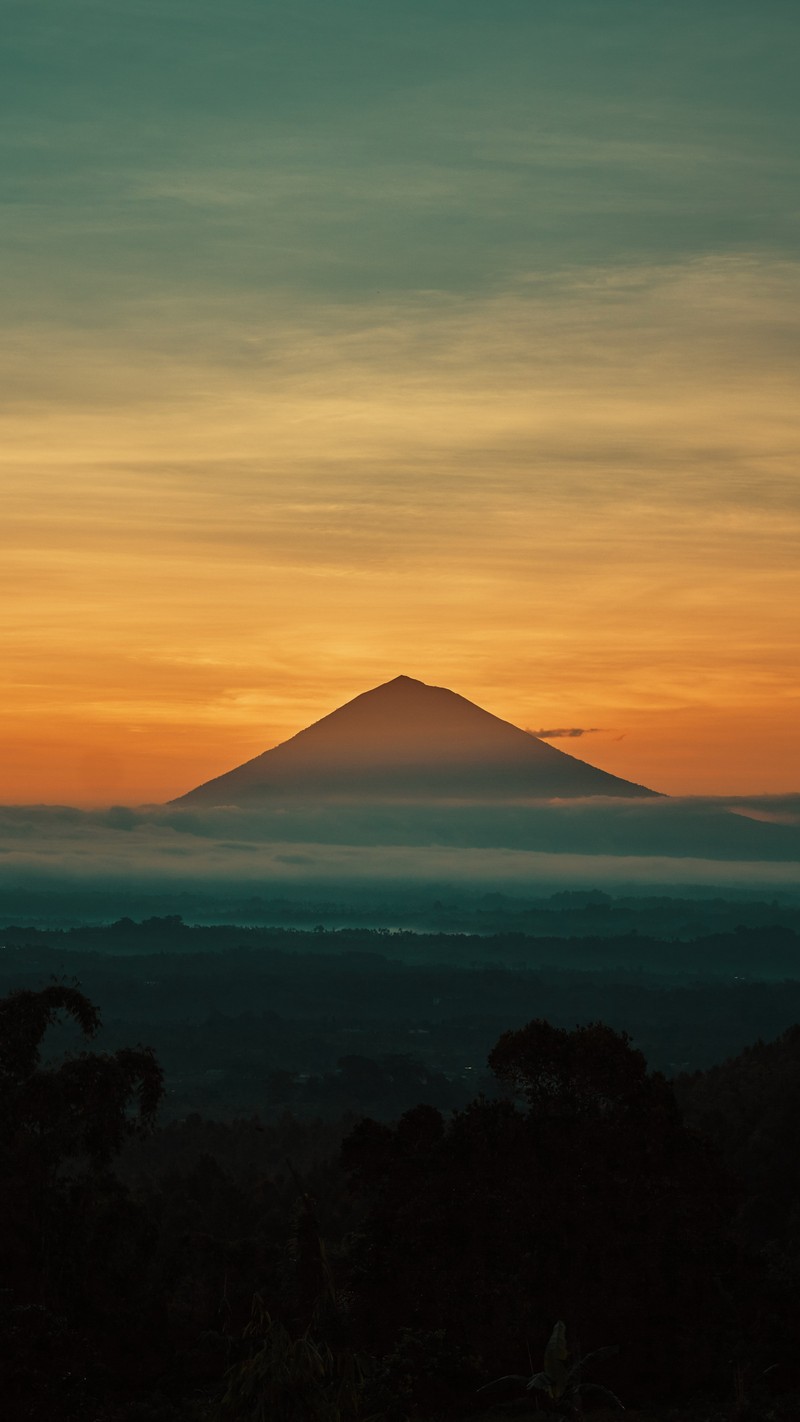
3, 911, 800, 1419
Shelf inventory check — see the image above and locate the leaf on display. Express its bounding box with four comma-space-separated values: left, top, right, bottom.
580, 1381, 625, 1410
527, 1370, 554, 1394
477, 1373, 531, 1392
544, 1320, 570, 1398
568, 1343, 619, 1381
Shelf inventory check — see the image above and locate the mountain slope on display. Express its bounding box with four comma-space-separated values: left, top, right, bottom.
173, 676, 658, 805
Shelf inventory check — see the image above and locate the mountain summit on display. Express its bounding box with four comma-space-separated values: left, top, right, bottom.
174, 675, 657, 805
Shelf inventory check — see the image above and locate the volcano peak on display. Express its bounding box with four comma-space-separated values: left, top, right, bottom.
174, 674, 656, 807
174, 676, 658, 805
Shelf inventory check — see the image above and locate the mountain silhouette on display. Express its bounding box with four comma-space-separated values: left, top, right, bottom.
174, 675, 658, 806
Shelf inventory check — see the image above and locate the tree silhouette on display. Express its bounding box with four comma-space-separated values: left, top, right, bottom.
342, 1019, 737, 1405
488, 1017, 669, 1120
0, 985, 165, 1419
0, 984, 162, 1173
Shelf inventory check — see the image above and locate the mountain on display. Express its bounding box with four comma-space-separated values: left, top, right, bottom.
173, 675, 658, 806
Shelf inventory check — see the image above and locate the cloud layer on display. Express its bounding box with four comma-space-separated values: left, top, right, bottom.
0, 797, 798, 917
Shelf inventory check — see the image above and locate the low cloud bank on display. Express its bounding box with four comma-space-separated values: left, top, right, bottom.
0, 796, 797, 914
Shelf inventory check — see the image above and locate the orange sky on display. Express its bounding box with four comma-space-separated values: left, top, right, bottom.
3, 7, 799, 806
4, 261, 799, 804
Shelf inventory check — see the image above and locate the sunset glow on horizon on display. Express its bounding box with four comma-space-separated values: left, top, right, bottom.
3, 2, 799, 805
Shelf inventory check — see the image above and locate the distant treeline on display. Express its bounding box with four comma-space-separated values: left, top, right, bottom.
3, 906, 800, 969
2, 917, 800, 1122
3, 885, 800, 938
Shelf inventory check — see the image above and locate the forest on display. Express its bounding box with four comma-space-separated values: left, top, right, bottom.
2, 905, 800, 1420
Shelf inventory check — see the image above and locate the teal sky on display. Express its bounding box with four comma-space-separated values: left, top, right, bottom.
4, 1, 798, 314
3, 1, 800, 803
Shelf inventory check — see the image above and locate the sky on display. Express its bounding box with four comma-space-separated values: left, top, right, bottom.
3, 0, 799, 805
